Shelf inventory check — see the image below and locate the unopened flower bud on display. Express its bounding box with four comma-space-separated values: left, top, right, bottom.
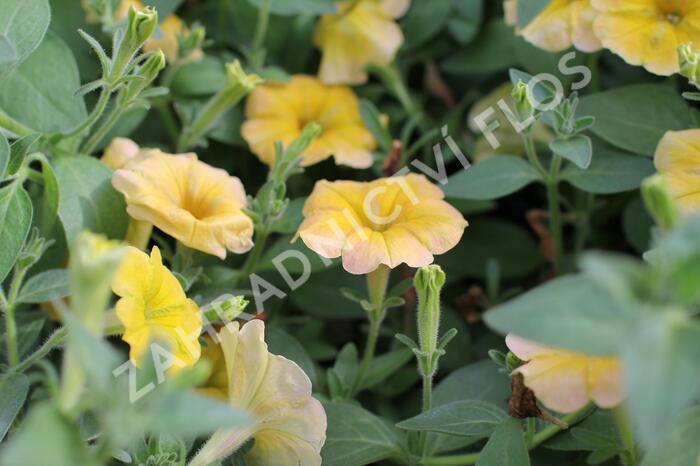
642, 174, 681, 232
110, 6, 158, 82
679, 43, 700, 88
512, 80, 534, 121
69, 231, 126, 332
414, 265, 446, 361
118, 49, 166, 105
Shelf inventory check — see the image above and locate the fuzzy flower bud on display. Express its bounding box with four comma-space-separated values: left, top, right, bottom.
414, 264, 446, 374
110, 6, 158, 82
69, 231, 126, 332
512, 80, 534, 121
679, 43, 700, 88
642, 174, 681, 232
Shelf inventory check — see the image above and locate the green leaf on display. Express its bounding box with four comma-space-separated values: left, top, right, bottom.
476, 419, 530, 466
0, 34, 17, 64
7, 133, 40, 176
269, 197, 305, 234
577, 84, 693, 156
322, 401, 406, 466
550, 135, 592, 169
0, 373, 29, 441
561, 141, 654, 194
623, 313, 700, 445
442, 21, 519, 74
0, 132, 8, 179
401, 0, 452, 50
0, 401, 99, 466
0, 0, 50, 82
0, 182, 32, 283
37, 156, 60, 236
640, 406, 700, 466
359, 99, 391, 151
266, 326, 317, 386
291, 267, 365, 319
0, 32, 86, 133
516, 0, 549, 28
170, 56, 227, 97
17, 269, 69, 304
439, 219, 544, 281
54, 154, 128, 245
397, 400, 508, 437
448, 0, 483, 44
144, 389, 252, 437
444, 155, 541, 200
361, 348, 413, 390
484, 274, 632, 355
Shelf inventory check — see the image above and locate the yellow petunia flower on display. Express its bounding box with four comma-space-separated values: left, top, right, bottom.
506, 334, 624, 413
101, 138, 153, 250
241, 75, 376, 168
112, 150, 254, 259
191, 320, 326, 466
654, 129, 700, 215
295, 174, 467, 275
112, 246, 202, 369
592, 0, 700, 75
505, 0, 602, 52
314, 0, 410, 85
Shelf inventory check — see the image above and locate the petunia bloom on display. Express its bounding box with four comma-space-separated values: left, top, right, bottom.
101, 138, 153, 250
295, 174, 467, 275
592, 0, 700, 75
654, 129, 700, 215
190, 320, 326, 466
506, 334, 623, 413
112, 246, 202, 370
241, 75, 376, 168
313, 0, 410, 85
504, 0, 601, 52
112, 150, 254, 259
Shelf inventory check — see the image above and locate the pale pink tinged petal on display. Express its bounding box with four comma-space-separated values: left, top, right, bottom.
520, 1, 573, 52
515, 355, 590, 413
571, 0, 603, 52
588, 359, 624, 408
590, 0, 660, 13
505, 334, 550, 360
341, 228, 389, 274
381, 227, 434, 267
394, 199, 467, 254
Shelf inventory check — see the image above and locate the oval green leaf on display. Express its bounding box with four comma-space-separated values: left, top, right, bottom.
444, 155, 541, 200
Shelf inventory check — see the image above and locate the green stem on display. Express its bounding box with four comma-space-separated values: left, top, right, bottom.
421, 406, 592, 466
351, 264, 390, 395
15, 327, 68, 372
63, 87, 113, 139
249, 0, 271, 71
525, 417, 536, 447
523, 132, 549, 180
418, 374, 434, 457
3, 249, 30, 368
3, 303, 18, 367
0, 110, 34, 138
80, 105, 126, 154
547, 155, 564, 274
155, 100, 180, 147
613, 405, 637, 466
236, 229, 269, 288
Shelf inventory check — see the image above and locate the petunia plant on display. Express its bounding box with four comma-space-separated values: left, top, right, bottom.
3, 1, 700, 466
